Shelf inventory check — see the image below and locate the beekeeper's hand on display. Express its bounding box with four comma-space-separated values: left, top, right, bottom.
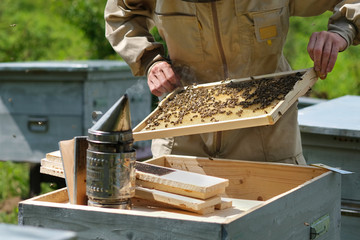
307, 31, 347, 79
147, 61, 181, 97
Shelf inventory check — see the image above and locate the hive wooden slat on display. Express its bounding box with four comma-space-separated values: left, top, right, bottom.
40, 150, 65, 178
136, 161, 229, 200
135, 186, 221, 214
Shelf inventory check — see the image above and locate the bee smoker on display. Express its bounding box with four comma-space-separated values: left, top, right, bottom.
86, 94, 136, 209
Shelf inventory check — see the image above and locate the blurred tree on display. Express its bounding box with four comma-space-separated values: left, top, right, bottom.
0, 0, 119, 61
50, 0, 118, 59
0, 11, 91, 61
0, 1, 358, 98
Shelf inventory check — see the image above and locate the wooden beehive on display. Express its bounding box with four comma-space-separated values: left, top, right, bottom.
133, 68, 318, 141
19, 155, 340, 240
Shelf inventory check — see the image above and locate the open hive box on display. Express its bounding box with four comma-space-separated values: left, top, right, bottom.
133, 68, 318, 141
19, 155, 340, 240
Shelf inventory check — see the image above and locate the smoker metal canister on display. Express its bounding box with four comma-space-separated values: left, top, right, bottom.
86, 95, 136, 209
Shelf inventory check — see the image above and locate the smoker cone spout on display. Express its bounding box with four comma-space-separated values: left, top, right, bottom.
86, 94, 136, 209
90, 94, 131, 133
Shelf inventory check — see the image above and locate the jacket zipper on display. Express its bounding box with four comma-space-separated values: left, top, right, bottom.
211, 2, 226, 156
210, 2, 228, 79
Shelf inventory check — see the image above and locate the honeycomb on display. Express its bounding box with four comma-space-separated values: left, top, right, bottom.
144, 72, 304, 131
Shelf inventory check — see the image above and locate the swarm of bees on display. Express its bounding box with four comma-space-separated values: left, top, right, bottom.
144, 72, 303, 131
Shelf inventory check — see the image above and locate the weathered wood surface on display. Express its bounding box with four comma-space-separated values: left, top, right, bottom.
18, 188, 264, 240
222, 171, 341, 240
29, 188, 69, 203
41, 158, 63, 170
20, 156, 340, 240
136, 161, 229, 200
19, 202, 222, 240
72, 137, 88, 205
59, 137, 87, 205
341, 213, 360, 240
133, 68, 318, 141
45, 150, 62, 162
135, 186, 221, 214
40, 150, 65, 178
40, 160, 65, 178
146, 155, 328, 200
215, 198, 233, 210
59, 139, 76, 203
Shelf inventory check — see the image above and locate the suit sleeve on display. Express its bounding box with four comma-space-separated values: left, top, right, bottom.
105, 0, 166, 76
290, 0, 360, 47
329, 2, 360, 46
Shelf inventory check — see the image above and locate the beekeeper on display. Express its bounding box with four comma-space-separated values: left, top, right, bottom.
105, 0, 360, 164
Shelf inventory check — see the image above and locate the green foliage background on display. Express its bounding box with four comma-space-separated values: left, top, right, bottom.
0, 0, 119, 61
0, 162, 29, 223
0, 1, 359, 98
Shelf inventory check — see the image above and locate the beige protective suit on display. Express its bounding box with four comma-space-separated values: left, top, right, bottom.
105, 0, 360, 164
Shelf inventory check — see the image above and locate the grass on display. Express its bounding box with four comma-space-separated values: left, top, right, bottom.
0, 161, 54, 224
0, 162, 29, 200
0, 203, 20, 224
0, 161, 29, 224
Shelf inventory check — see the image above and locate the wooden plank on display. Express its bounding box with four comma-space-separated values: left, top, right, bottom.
40, 166, 65, 178
135, 186, 221, 214
134, 115, 271, 141
59, 139, 76, 204
215, 198, 233, 210
341, 214, 360, 240
133, 68, 318, 141
195, 206, 215, 215
19, 189, 260, 225
136, 161, 229, 199
58, 137, 88, 205
73, 137, 88, 206
28, 188, 69, 203
136, 179, 226, 200
40, 151, 65, 178
146, 155, 328, 201
18, 201, 224, 240
223, 171, 341, 240
41, 158, 63, 170
45, 150, 62, 162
